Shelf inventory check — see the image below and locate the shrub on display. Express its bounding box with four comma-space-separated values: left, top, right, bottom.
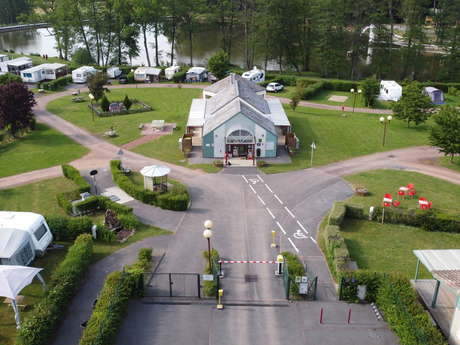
45, 215, 93, 241
298, 81, 325, 100
339, 271, 384, 303
345, 204, 365, 219
281, 251, 306, 298
17, 235, 93, 345
123, 94, 132, 110
100, 95, 110, 112
256, 160, 267, 167
127, 71, 135, 83
41, 76, 72, 91
173, 70, 186, 83
328, 202, 346, 225
323, 80, 359, 92
213, 159, 223, 167
202, 248, 220, 297
61, 164, 91, 193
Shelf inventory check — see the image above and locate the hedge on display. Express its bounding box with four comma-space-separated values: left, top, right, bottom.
79, 248, 152, 345
202, 248, 220, 297
62, 164, 91, 193
45, 215, 93, 241
110, 160, 190, 211
339, 271, 383, 303
172, 70, 186, 83
41, 75, 72, 91
17, 234, 93, 345
328, 202, 346, 225
281, 251, 306, 298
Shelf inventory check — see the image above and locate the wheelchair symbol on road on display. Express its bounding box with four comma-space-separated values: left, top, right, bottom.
293, 229, 308, 239
248, 179, 259, 185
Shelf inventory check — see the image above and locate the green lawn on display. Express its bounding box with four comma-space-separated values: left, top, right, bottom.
0, 124, 88, 178
344, 169, 460, 215
341, 218, 460, 279
0, 50, 67, 66
261, 106, 430, 173
47, 88, 201, 147
0, 177, 170, 344
439, 156, 460, 173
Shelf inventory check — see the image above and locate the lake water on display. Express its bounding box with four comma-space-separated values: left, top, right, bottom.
0, 27, 263, 68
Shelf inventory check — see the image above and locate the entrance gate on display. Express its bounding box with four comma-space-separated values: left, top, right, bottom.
144, 273, 202, 298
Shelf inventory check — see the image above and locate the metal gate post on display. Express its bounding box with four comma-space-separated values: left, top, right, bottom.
313, 277, 318, 300
197, 274, 201, 299
169, 273, 173, 297
216, 275, 220, 300
286, 277, 290, 300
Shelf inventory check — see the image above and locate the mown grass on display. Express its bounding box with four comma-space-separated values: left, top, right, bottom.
439, 156, 460, 173
0, 177, 170, 344
344, 169, 460, 215
261, 106, 430, 173
0, 124, 88, 178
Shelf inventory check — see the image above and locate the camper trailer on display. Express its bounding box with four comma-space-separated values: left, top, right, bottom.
20, 63, 67, 83
242, 66, 265, 83
20, 65, 46, 83
0, 228, 35, 266
134, 67, 161, 82
107, 67, 122, 79
72, 66, 98, 83
0, 211, 53, 255
165, 66, 181, 80
186, 67, 208, 82
379, 80, 402, 102
2, 57, 33, 75
424, 87, 444, 105
0, 54, 8, 63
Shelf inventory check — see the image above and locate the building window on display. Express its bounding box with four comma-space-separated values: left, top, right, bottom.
226, 129, 254, 144
34, 224, 48, 241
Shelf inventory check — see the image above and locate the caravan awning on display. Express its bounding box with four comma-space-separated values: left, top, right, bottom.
0, 265, 43, 299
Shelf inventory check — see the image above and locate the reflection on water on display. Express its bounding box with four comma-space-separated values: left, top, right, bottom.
0, 26, 267, 68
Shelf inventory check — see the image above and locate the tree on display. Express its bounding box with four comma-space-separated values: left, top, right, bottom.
0, 73, 22, 85
430, 106, 460, 162
87, 72, 109, 101
0, 82, 36, 137
392, 82, 433, 127
123, 95, 132, 110
72, 48, 95, 65
100, 95, 110, 112
290, 94, 300, 112
207, 50, 230, 79
360, 78, 380, 107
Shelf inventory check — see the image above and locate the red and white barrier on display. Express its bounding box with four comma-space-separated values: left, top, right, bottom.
218, 260, 276, 264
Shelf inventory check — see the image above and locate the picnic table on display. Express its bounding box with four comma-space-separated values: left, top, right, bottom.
152, 120, 165, 132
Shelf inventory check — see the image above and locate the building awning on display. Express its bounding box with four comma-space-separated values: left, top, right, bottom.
414, 249, 460, 293
266, 98, 291, 127
187, 98, 206, 127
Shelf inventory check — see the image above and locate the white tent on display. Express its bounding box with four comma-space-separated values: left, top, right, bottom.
379, 80, 402, 101
0, 228, 35, 266
140, 165, 171, 192
0, 265, 45, 328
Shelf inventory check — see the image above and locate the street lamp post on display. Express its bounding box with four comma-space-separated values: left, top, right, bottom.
350, 88, 362, 113
379, 115, 393, 147
88, 93, 95, 122
203, 220, 213, 272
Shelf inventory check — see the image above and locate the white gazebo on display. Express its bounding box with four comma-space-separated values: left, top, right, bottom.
140, 165, 171, 192
0, 265, 46, 328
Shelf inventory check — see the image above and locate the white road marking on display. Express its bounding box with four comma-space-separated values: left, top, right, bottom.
310, 237, 318, 244
288, 237, 300, 253
249, 178, 259, 185
257, 175, 264, 183
284, 206, 295, 218
265, 184, 274, 193
249, 185, 257, 194
296, 220, 309, 234
276, 221, 287, 235
266, 207, 276, 219
242, 175, 248, 183
274, 194, 284, 205
293, 229, 308, 239
257, 195, 266, 206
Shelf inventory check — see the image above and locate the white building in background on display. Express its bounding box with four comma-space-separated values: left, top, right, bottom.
379, 80, 402, 102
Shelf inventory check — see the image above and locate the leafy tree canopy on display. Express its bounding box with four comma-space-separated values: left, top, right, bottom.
87, 72, 109, 101
392, 82, 433, 127
430, 105, 460, 162
207, 50, 230, 80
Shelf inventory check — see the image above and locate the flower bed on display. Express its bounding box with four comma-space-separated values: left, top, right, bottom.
88, 100, 152, 117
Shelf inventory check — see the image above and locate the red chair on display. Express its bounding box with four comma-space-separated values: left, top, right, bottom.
397, 190, 405, 199
407, 183, 415, 189
383, 202, 391, 207
393, 200, 401, 207
408, 189, 416, 198
428, 202, 433, 209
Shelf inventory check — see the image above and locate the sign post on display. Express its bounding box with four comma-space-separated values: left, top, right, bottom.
310, 142, 317, 167
90, 169, 98, 195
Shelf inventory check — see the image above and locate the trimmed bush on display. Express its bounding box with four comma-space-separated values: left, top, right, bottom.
172, 70, 186, 83
45, 215, 93, 241
202, 248, 220, 297
345, 204, 365, 219
281, 251, 306, 298
62, 164, 91, 193
328, 202, 346, 225
339, 271, 384, 303
17, 234, 93, 345
41, 75, 72, 91
298, 81, 325, 100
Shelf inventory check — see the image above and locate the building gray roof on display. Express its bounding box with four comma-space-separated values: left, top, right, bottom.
203, 98, 276, 136
204, 73, 265, 95
205, 74, 270, 115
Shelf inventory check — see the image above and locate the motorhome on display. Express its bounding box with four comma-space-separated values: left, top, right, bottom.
72, 66, 98, 83
242, 66, 265, 83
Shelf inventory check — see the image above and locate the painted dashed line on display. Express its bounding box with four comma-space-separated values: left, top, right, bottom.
257, 175, 264, 183
284, 206, 295, 219
274, 194, 284, 205
266, 207, 276, 219
296, 220, 309, 235
249, 185, 257, 194
257, 195, 266, 206
310, 237, 318, 244
265, 184, 274, 193
276, 221, 287, 235
242, 175, 248, 183
288, 237, 300, 253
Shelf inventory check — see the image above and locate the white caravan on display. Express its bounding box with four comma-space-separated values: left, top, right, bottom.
72, 66, 98, 83
379, 80, 402, 102
242, 66, 265, 83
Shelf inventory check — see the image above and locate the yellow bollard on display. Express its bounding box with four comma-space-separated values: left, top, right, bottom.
271, 230, 277, 248
217, 289, 224, 310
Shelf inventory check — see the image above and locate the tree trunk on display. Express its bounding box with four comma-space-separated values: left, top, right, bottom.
189, 24, 193, 66
155, 22, 160, 66
170, 17, 176, 66
143, 25, 151, 67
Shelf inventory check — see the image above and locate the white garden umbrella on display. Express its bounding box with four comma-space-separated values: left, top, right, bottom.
0, 265, 45, 328
140, 165, 171, 177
